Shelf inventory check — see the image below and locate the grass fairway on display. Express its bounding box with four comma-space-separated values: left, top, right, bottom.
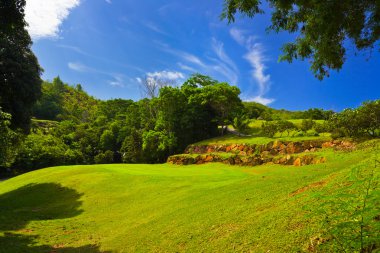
0, 145, 378, 252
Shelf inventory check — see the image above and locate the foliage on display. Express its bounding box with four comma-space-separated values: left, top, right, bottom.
328, 100, 380, 138
0, 0, 43, 132
12, 134, 80, 172
33, 77, 99, 123
232, 115, 250, 136
221, 0, 380, 79
0, 109, 20, 168
261, 121, 278, 137
312, 156, 380, 252
301, 119, 316, 132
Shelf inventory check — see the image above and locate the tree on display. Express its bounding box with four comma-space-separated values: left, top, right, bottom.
197, 82, 242, 135
0, 108, 20, 169
221, 0, 380, 80
139, 76, 176, 99
0, 0, 43, 131
233, 115, 250, 136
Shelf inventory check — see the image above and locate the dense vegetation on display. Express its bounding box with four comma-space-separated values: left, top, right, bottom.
1, 73, 379, 175
0, 0, 42, 131
1, 75, 247, 174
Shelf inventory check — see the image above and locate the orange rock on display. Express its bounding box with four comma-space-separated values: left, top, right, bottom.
322, 142, 333, 148
239, 151, 247, 156
205, 155, 214, 162
293, 158, 302, 166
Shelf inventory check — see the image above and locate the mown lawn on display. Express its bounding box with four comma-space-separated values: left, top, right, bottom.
0, 144, 378, 252
195, 133, 331, 145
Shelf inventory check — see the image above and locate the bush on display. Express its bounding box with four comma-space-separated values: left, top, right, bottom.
262, 121, 277, 137
293, 131, 305, 137
94, 150, 114, 164
301, 119, 316, 131
306, 129, 319, 136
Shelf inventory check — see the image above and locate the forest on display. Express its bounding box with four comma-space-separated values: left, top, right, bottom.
1, 74, 379, 176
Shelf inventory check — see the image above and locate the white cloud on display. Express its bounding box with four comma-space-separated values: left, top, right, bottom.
68, 62, 91, 72
143, 22, 168, 36
147, 71, 185, 81
105, 0, 112, 4
230, 28, 246, 46
210, 38, 239, 85
68, 62, 127, 88
230, 28, 275, 105
157, 40, 238, 85
136, 77, 143, 83
178, 62, 198, 72
244, 96, 275, 106
25, 0, 81, 39
108, 75, 125, 87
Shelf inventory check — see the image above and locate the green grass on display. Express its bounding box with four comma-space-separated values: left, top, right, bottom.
0, 143, 378, 252
195, 133, 331, 145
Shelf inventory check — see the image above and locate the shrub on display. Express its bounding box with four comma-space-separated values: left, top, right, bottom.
301, 119, 316, 131
94, 150, 114, 164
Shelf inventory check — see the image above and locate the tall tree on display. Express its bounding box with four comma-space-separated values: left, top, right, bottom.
221, 0, 380, 79
0, 0, 42, 132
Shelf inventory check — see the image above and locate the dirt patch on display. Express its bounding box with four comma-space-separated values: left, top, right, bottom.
290, 181, 327, 197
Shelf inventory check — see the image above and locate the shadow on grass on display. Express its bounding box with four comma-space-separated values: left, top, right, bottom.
0, 183, 111, 253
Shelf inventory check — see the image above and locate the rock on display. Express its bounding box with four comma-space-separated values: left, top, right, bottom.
322, 141, 334, 148
272, 140, 282, 149
204, 155, 214, 162
293, 157, 302, 167
261, 151, 271, 158
239, 151, 247, 156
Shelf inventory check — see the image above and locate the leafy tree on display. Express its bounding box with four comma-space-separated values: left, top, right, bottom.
232, 115, 250, 136
221, 0, 380, 79
0, 108, 20, 169
0, 0, 43, 131
261, 121, 278, 137
198, 82, 242, 135
276, 120, 296, 137
301, 119, 316, 132
357, 100, 380, 137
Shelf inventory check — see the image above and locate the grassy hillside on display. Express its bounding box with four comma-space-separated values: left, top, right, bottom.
0, 141, 379, 252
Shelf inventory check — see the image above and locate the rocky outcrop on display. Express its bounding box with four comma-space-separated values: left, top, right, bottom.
167, 153, 326, 167
168, 140, 354, 167
185, 140, 355, 156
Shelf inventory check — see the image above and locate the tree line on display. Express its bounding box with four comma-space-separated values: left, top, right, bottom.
0, 75, 244, 174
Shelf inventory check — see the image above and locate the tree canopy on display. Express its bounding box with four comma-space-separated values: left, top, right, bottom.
221, 0, 380, 79
0, 0, 42, 132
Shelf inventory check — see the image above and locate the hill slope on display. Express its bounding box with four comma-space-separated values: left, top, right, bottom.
0, 142, 379, 252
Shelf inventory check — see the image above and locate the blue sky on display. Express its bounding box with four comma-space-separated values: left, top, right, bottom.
25, 0, 380, 111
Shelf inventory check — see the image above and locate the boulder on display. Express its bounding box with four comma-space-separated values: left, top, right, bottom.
293, 157, 302, 167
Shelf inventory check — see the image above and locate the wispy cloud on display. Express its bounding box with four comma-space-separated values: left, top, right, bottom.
210, 38, 239, 85
178, 62, 198, 73
25, 0, 81, 40
230, 28, 275, 105
68, 62, 92, 72
143, 21, 169, 36
156, 40, 238, 85
108, 75, 125, 87
68, 62, 128, 88
105, 0, 112, 4
147, 71, 185, 81
61, 44, 145, 73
